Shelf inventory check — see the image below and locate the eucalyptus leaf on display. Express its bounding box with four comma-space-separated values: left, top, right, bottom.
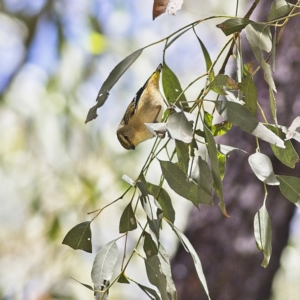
143, 231, 159, 259
117, 273, 130, 284
176, 140, 189, 173
277, 175, 300, 207
62, 221, 92, 253
254, 204, 272, 267
210, 74, 238, 95
268, 0, 293, 21
119, 202, 137, 233
286, 116, 300, 140
248, 152, 279, 185
71, 277, 94, 291
85, 49, 143, 123
216, 18, 253, 36
122, 174, 135, 186
238, 76, 258, 116
133, 280, 161, 300
91, 240, 118, 299
269, 88, 278, 125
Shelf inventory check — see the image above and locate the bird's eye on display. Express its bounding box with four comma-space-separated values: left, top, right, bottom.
124, 135, 130, 141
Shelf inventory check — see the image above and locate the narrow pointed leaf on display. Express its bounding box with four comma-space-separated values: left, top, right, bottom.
171, 225, 211, 300
277, 175, 300, 207
248, 152, 279, 185
91, 240, 118, 299
254, 205, 272, 267
122, 174, 135, 186
132, 280, 161, 300
162, 63, 187, 105
145, 255, 168, 300
62, 221, 92, 253
158, 244, 177, 300
119, 202, 137, 233
210, 74, 238, 95
160, 160, 213, 206
167, 111, 193, 143
85, 49, 143, 123
148, 183, 176, 223
216, 18, 253, 36
216, 100, 285, 148
176, 140, 189, 173
143, 231, 159, 258
71, 277, 94, 291
269, 88, 278, 125
286, 116, 300, 140
268, 0, 293, 21
238, 76, 258, 116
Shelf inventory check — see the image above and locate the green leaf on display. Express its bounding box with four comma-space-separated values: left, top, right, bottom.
132, 279, 161, 300
268, 0, 293, 21
269, 126, 299, 168
137, 181, 163, 240
162, 63, 187, 105
248, 152, 279, 185
216, 100, 285, 148
145, 256, 168, 300
143, 231, 159, 259
160, 160, 213, 206
117, 273, 130, 284
216, 18, 253, 36
277, 175, 300, 206
238, 77, 258, 116
269, 88, 278, 125
254, 204, 272, 267
171, 225, 211, 300
176, 140, 189, 173
245, 23, 276, 91
167, 111, 193, 143
193, 28, 214, 81
62, 221, 92, 253
158, 244, 177, 300
210, 74, 239, 95
119, 202, 137, 233
91, 240, 118, 299
217, 151, 226, 181
148, 183, 176, 224
85, 48, 143, 123
71, 277, 94, 291
204, 111, 232, 136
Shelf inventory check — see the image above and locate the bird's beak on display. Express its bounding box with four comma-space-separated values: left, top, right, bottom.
130, 144, 135, 150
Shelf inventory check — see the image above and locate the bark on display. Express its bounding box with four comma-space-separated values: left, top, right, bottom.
172, 1, 300, 299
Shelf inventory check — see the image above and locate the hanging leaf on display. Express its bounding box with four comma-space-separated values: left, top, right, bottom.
132, 279, 161, 300
254, 204, 272, 267
71, 277, 94, 291
267, 0, 293, 21
143, 231, 159, 259
145, 255, 168, 300
91, 240, 118, 300
148, 182, 176, 224
122, 174, 136, 186
85, 48, 143, 123
162, 63, 187, 105
117, 272, 130, 284
210, 74, 239, 95
248, 152, 279, 185
238, 76, 258, 116
277, 175, 300, 207
160, 160, 213, 206
119, 202, 137, 233
176, 140, 189, 173
216, 100, 285, 148
268, 126, 299, 168
153, 0, 169, 20
216, 18, 253, 36
286, 116, 300, 140
62, 221, 92, 253
158, 244, 177, 300
245, 23, 276, 91
269, 87, 278, 125
193, 28, 214, 81
137, 181, 163, 240
167, 111, 193, 143
170, 225, 211, 300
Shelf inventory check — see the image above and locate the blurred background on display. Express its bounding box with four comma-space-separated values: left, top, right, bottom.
0, 0, 300, 299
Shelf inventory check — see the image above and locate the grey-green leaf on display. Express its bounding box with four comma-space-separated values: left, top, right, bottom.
171, 225, 211, 300
216, 18, 253, 36
132, 280, 161, 300
119, 202, 137, 233
145, 255, 168, 300
148, 183, 176, 224
62, 221, 92, 253
268, 0, 293, 21
277, 175, 300, 207
85, 48, 143, 123
254, 204, 272, 267
91, 240, 118, 299
143, 231, 159, 259
71, 277, 94, 291
158, 244, 177, 300
238, 76, 258, 116
160, 160, 213, 206
176, 140, 189, 173
167, 111, 193, 143
162, 63, 187, 105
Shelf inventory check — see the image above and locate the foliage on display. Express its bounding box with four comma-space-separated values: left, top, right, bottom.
63, 1, 300, 299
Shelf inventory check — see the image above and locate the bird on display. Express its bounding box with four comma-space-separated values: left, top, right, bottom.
116, 64, 165, 150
